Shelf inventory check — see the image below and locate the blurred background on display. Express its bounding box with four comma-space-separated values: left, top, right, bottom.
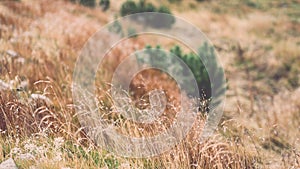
0, 0, 299, 168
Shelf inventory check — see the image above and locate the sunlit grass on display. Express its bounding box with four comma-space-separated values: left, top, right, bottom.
0, 0, 299, 168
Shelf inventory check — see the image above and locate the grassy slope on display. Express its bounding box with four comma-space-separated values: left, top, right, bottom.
172, 0, 300, 168
0, 0, 299, 168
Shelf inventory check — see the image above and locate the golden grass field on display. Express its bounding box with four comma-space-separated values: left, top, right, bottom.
0, 0, 299, 168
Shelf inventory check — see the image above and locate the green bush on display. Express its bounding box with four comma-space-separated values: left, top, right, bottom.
120, 0, 138, 16
100, 0, 110, 11
137, 43, 225, 102
168, 0, 182, 3
79, 0, 96, 8
135, 0, 155, 12
152, 6, 175, 28
243, 0, 262, 9
108, 19, 123, 36
144, 3, 156, 12
120, 0, 175, 28
127, 27, 138, 38
121, 0, 157, 16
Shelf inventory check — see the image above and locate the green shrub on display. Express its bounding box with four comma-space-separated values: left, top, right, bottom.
120, 0, 175, 28
120, 0, 138, 16
136, 0, 146, 12
153, 6, 175, 28
144, 3, 156, 12
135, 0, 155, 12
168, 0, 182, 3
121, 0, 156, 16
137, 43, 225, 102
100, 0, 110, 11
244, 0, 262, 9
108, 19, 123, 36
79, 0, 96, 8
127, 27, 138, 38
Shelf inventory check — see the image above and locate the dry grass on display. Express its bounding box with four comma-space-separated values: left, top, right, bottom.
0, 0, 299, 168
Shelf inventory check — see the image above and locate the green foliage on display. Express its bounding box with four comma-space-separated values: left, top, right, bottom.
243, 0, 262, 9
100, 0, 110, 11
153, 6, 175, 28
104, 158, 119, 169
195, 42, 226, 104
137, 43, 225, 102
127, 27, 138, 38
79, 0, 96, 8
168, 0, 182, 3
120, 0, 175, 28
108, 19, 123, 36
120, 0, 138, 16
168, 44, 212, 98
1, 141, 11, 158
63, 141, 119, 168
144, 3, 156, 12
